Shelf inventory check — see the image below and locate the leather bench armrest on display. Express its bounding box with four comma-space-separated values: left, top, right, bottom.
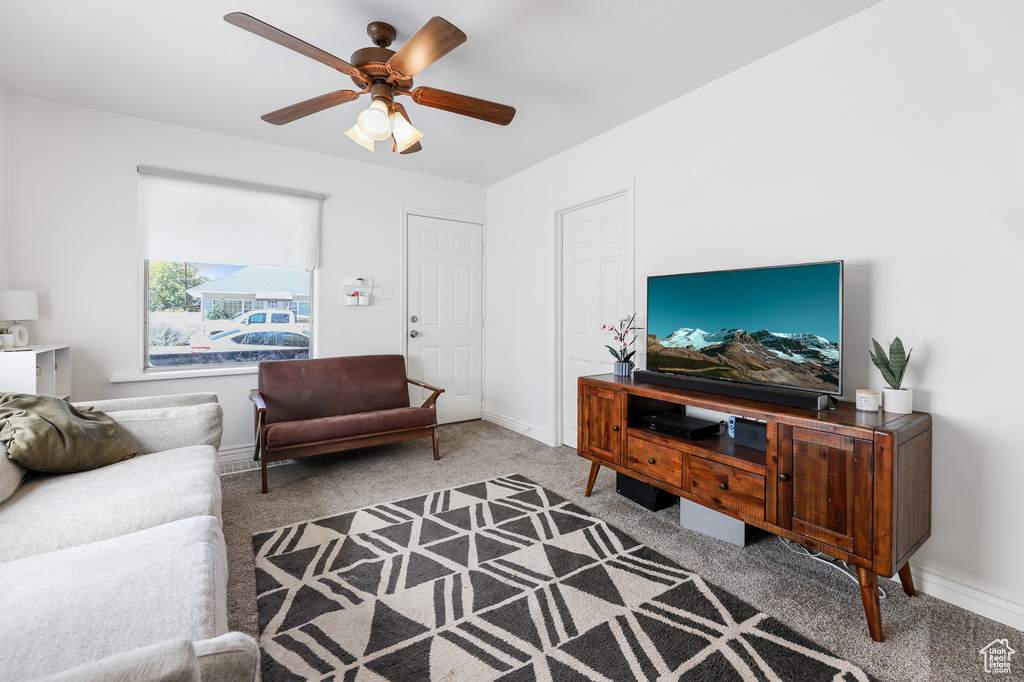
407, 378, 445, 410
249, 389, 267, 461
248, 389, 267, 412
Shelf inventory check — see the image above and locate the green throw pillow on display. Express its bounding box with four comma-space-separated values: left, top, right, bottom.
0, 392, 131, 473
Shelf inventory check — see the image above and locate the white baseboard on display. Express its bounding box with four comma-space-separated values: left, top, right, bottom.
483, 411, 554, 446
218, 443, 254, 464
910, 560, 1024, 631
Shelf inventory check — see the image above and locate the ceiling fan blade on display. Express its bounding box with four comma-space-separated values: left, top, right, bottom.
225, 12, 359, 76
411, 87, 516, 126
261, 90, 361, 125
387, 17, 466, 78
400, 141, 423, 155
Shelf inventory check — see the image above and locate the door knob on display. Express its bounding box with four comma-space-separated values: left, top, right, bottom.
778, 473, 790, 481
719, 482, 728, 490
410, 330, 419, 338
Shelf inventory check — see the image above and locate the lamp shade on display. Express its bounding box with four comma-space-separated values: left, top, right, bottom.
0, 290, 38, 347
345, 124, 375, 152
356, 100, 393, 141
0, 290, 38, 321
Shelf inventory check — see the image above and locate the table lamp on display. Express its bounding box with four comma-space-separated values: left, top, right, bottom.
0, 290, 39, 347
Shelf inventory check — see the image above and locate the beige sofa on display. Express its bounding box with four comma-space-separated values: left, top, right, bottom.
0, 393, 259, 682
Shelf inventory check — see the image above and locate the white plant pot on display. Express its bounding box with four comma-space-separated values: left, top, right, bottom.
0, 333, 12, 348
882, 388, 913, 414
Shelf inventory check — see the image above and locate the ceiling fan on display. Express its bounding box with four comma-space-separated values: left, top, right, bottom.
224, 13, 516, 155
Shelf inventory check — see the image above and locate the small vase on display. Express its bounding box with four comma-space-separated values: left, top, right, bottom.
613, 361, 633, 377
0, 334, 12, 348
882, 388, 913, 414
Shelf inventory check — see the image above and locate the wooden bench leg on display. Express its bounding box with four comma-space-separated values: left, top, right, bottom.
856, 566, 884, 642
585, 461, 601, 497
897, 562, 916, 597
432, 426, 440, 461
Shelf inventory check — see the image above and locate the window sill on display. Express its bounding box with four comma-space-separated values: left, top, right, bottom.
110, 365, 258, 383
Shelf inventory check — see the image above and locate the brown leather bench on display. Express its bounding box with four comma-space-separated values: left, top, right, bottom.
249, 355, 443, 493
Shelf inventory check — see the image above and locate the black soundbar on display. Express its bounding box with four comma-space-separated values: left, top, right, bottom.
633, 370, 830, 410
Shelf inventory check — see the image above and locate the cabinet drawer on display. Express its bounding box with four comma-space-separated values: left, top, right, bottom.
625, 436, 683, 488
687, 456, 765, 521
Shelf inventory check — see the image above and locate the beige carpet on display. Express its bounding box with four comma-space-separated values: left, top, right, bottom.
221, 420, 1021, 681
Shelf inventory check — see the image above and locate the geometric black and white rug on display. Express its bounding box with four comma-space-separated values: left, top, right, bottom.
253, 475, 879, 681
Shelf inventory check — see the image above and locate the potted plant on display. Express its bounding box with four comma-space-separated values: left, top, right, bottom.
869, 337, 914, 414
0, 327, 12, 348
602, 314, 642, 377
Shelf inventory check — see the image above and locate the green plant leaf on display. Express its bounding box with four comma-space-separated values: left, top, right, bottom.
622, 350, 636, 362
870, 339, 889, 367
870, 338, 899, 389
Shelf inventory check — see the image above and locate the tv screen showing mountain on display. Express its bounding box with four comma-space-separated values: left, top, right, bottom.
646, 262, 843, 395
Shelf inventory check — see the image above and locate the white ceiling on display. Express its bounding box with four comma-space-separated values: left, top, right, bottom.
0, 0, 882, 186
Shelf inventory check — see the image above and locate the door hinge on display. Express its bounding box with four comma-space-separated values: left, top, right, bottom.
480, 242, 485, 255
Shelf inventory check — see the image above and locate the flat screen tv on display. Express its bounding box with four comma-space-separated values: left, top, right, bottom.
646, 261, 843, 397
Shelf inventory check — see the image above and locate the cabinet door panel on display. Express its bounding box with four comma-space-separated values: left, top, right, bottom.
580, 384, 621, 464
789, 428, 873, 557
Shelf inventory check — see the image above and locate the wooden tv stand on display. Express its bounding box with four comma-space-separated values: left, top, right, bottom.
577, 374, 932, 642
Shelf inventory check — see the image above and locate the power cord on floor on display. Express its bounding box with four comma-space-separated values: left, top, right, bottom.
778, 536, 887, 599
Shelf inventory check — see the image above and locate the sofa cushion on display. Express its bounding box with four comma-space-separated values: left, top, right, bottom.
0, 515, 228, 681
0, 392, 130, 472
259, 355, 411, 423
0, 440, 28, 504
34, 638, 200, 682
0, 445, 221, 563
73, 393, 219, 413
265, 406, 436, 449
106, 402, 224, 455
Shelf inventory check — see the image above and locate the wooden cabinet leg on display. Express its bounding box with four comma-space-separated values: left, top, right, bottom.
585, 461, 601, 497
897, 562, 916, 597
856, 566, 884, 642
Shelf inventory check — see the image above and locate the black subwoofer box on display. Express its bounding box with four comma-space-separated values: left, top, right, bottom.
616, 472, 678, 511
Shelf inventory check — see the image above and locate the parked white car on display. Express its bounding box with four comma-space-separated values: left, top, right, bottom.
190, 328, 309, 353
204, 310, 307, 336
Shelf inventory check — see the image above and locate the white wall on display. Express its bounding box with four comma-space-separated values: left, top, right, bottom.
486, 0, 1024, 626
0, 80, 10, 288
7, 96, 485, 452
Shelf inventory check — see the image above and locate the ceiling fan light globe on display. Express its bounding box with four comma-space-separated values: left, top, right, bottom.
345, 124, 375, 152
391, 113, 423, 153
356, 100, 393, 141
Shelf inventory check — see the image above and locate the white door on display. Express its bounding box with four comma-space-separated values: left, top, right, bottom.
407, 214, 484, 424
561, 193, 633, 446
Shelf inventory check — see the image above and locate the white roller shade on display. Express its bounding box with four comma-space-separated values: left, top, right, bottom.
139, 168, 324, 270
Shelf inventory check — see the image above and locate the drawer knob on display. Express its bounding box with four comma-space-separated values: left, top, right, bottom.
719, 482, 728, 490
648, 458, 656, 465
612, 425, 619, 431
778, 473, 790, 482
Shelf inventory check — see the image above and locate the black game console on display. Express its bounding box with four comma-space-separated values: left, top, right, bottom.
640, 412, 720, 440
732, 417, 768, 452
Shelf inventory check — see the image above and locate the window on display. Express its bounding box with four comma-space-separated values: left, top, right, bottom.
145, 261, 312, 368
139, 168, 323, 371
